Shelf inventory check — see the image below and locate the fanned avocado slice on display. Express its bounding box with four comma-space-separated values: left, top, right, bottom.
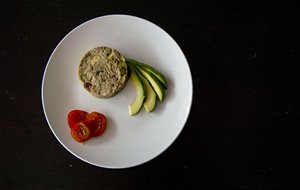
127, 63, 145, 115
138, 68, 164, 102
135, 68, 157, 112
126, 59, 168, 89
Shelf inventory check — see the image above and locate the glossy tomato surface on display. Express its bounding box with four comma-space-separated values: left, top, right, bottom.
68, 110, 88, 128
70, 122, 91, 142
88, 112, 107, 137
67, 110, 107, 142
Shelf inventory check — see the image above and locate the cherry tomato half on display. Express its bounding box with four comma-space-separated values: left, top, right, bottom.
67, 110, 107, 142
68, 110, 88, 128
70, 122, 91, 142
88, 112, 107, 137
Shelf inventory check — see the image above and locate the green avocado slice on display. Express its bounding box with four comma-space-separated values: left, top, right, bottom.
138, 68, 164, 102
126, 59, 168, 89
136, 69, 157, 112
127, 64, 145, 115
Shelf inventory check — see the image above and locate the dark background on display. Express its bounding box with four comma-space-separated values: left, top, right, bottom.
1, 0, 300, 189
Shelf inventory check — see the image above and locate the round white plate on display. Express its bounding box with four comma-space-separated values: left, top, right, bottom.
42, 15, 193, 169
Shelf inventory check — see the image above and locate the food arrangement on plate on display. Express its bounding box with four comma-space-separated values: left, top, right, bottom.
42, 15, 192, 168
69, 46, 168, 142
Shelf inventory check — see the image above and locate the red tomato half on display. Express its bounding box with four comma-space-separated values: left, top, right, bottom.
88, 112, 107, 137
67, 110, 107, 142
70, 122, 91, 142
68, 110, 88, 128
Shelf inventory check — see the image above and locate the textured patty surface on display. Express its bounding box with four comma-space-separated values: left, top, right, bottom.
78, 46, 128, 98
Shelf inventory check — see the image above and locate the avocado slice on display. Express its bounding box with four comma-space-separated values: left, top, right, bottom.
126, 59, 168, 89
136, 69, 157, 112
127, 64, 145, 115
138, 68, 164, 102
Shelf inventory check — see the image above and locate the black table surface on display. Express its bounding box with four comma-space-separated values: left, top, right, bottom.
1, 1, 300, 189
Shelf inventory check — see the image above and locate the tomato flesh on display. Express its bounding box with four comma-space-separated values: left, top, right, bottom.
68, 110, 88, 128
70, 122, 91, 142
89, 112, 107, 137
67, 110, 107, 142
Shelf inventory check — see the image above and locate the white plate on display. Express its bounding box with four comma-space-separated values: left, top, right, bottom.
42, 15, 193, 169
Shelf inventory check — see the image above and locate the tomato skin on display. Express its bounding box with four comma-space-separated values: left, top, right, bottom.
89, 112, 107, 137
67, 110, 107, 142
68, 110, 88, 128
70, 122, 91, 142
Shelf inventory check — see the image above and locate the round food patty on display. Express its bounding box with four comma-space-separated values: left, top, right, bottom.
78, 46, 128, 98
